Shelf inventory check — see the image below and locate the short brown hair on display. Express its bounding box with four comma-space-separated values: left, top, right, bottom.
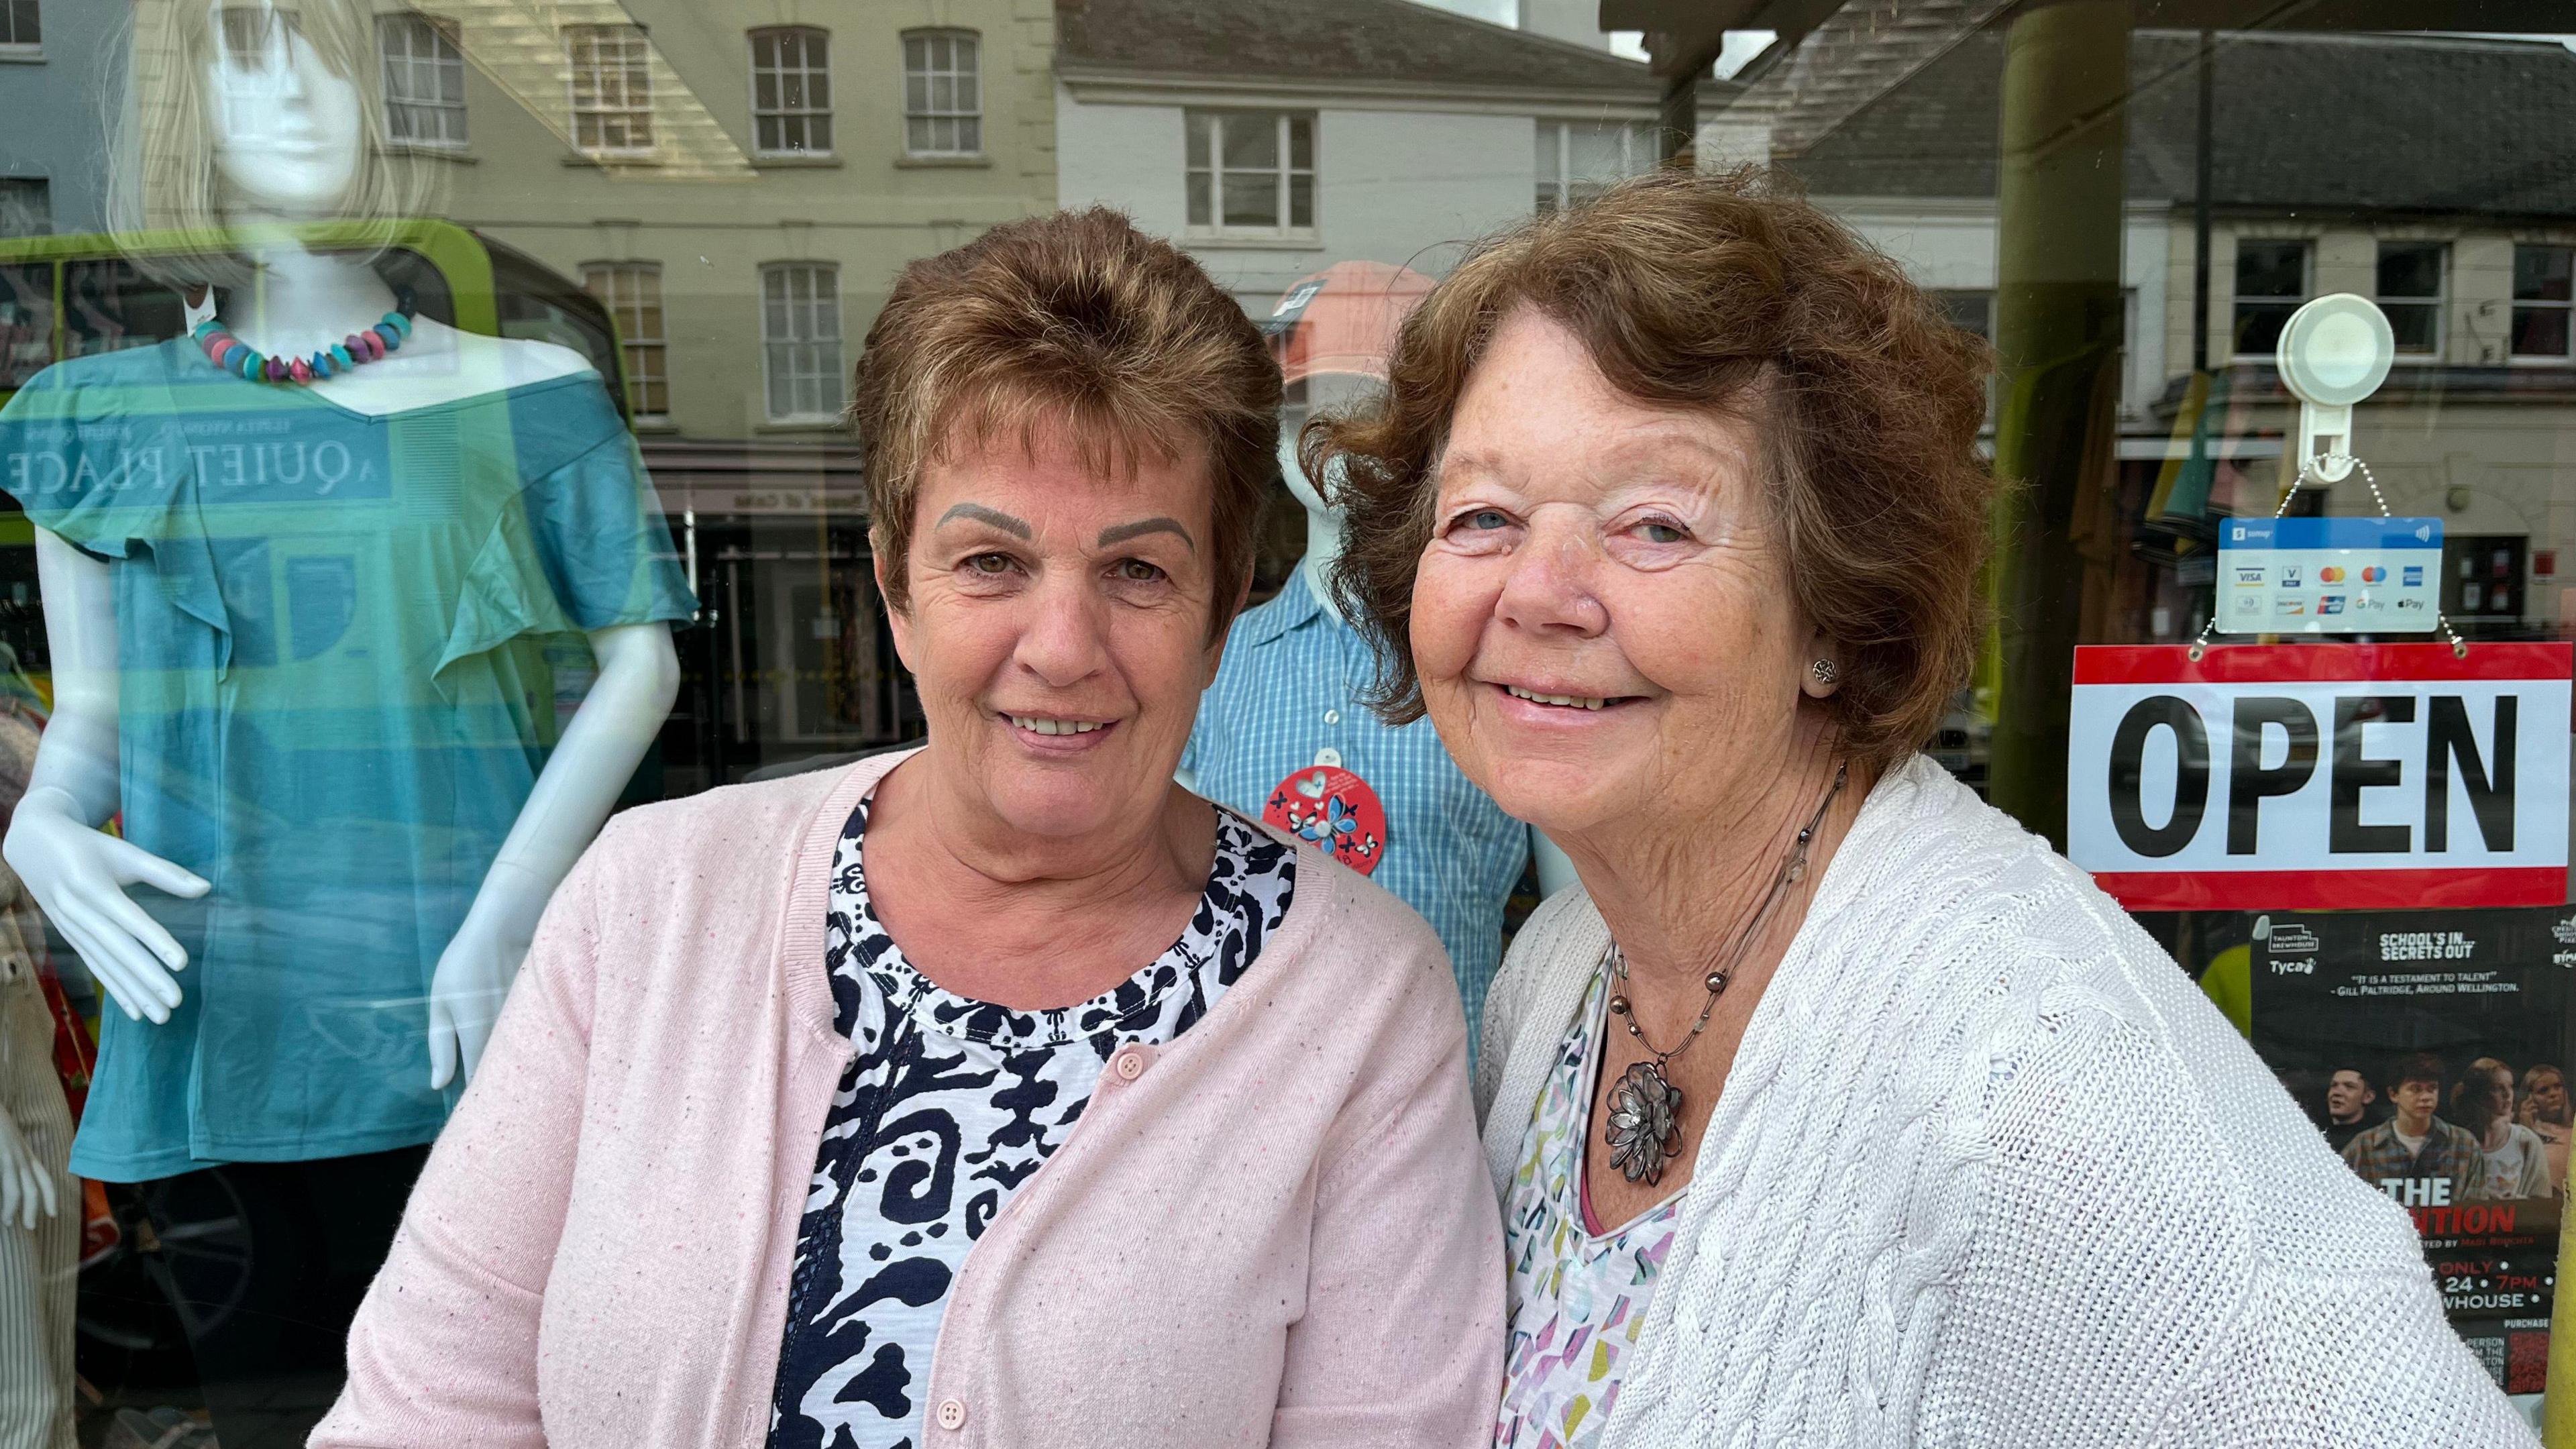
1314, 168, 1994, 769
851, 207, 1281, 641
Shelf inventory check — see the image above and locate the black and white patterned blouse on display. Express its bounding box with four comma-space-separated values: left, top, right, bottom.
766, 793, 1297, 1449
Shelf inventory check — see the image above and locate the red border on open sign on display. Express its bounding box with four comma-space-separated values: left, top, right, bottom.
2090, 866, 2568, 911
2073, 642, 2573, 686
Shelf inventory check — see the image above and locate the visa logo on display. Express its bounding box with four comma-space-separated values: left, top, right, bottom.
2235, 568, 2265, 586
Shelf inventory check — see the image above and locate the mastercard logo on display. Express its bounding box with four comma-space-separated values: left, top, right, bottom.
2318, 566, 2346, 583
2361, 566, 2385, 583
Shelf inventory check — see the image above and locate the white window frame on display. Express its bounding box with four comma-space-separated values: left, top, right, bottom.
749, 25, 832, 158
2510, 243, 2571, 366
378, 13, 467, 150
760, 262, 845, 425
0, 0, 40, 57
583, 262, 668, 423
565, 22, 653, 157
901, 30, 981, 157
1185, 111, 1317, 241
1534, 119, 1651, 214
2373, 239, 2447, 362
2229, 237, 2309, 364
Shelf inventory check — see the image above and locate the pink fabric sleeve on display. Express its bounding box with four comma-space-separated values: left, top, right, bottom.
309, 839, 610, 1448
1271, 922, 1507, 1449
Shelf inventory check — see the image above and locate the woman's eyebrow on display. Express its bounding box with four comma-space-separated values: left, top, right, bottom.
1097, 517, 1194, 550
936, 502, 1032, 538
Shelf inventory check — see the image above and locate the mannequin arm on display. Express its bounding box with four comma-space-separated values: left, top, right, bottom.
0, 530, 208, 1024
426, 621, 678, 1089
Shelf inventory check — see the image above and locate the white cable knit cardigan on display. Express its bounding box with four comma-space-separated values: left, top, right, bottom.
1475, 755, 2534, 1448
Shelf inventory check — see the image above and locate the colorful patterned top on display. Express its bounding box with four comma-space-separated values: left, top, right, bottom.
1496, 965, 1688, 1449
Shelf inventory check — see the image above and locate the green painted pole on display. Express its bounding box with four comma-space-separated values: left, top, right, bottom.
1984, 0, 2132, 848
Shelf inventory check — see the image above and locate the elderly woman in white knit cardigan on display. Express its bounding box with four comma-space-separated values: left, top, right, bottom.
1319, 168, 2531, 1448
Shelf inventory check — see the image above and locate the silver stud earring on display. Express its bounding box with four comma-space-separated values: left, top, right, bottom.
1810, 659, 1839, 686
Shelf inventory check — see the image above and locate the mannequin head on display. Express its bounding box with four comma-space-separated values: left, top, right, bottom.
1281, 432, 1330, 518
203, 5, 367, 221
112, 0, 432, 286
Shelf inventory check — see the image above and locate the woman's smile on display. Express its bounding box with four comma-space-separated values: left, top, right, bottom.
999, 710, 1122, 751
1481, 679, 1651, 724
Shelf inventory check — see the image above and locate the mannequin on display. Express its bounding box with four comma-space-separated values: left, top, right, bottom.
0, 0, 692, 1173
0, 5, 692, 1434
1184, 280, 1574, 1038
1248, 417, 1582, 910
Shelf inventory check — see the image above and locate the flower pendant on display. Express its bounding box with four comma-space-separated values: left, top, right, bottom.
1605, 1058, 1684, 1185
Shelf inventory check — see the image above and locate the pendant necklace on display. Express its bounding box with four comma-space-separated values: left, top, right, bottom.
1603, 761, 1847, 1186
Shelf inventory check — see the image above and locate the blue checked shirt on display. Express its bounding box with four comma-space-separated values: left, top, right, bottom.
1183, 568, 1532, 1036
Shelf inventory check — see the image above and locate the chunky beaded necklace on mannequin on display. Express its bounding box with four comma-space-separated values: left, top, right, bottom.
1601, 760, 1848, 1186
185, 286, 418, 385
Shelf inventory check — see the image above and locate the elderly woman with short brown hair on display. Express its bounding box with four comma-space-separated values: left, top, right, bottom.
1319, 170, 2528, 1447
311, 208, 1503, 1449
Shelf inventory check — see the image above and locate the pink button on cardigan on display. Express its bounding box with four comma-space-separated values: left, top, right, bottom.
312, 749, 1505, 1448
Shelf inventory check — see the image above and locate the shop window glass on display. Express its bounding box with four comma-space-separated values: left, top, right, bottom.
751, 27, 831, 157
378, 13, 466, 149
0, 176, 46, 238
0, 262, 51, 388
583, 262, 668, 421
2376, 240, 2446, 358
761, 261, 843, 423
2512, 244, 2571, 362
62, 259, 182, 358
1932, 288, 1992, 339
902, 30, 979, 156
566, 22, 653, 155
1535, 119, 1650, 213
2446, 534, 2530, 627
7, 5, 2576, 1438
2231, 238, 2306, 359
1185, 111, 1314, 235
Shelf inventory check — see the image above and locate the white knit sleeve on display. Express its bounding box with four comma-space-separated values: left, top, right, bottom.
2147, 1263, 2536, 1448
1917, 874, 2536, 1448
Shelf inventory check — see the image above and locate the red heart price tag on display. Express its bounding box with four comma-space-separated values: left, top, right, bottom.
1261, 763, 1389, 876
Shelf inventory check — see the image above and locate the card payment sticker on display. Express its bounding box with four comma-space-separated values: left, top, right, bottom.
2214, 516, 2443, 634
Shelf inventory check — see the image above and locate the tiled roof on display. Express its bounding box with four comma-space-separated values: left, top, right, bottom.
1784, 30, 2576, 217
1055, 0, 1657, 94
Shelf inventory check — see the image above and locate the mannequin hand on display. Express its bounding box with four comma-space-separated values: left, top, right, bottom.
0, 1107, 58, 1231
426, 880, 544, 1091
1, 788, 207, 1024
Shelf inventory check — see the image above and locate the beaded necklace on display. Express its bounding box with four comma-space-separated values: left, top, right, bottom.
190, 289, 418, 385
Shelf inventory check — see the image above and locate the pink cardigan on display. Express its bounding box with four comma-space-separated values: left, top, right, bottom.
313, 750, 1503, 1448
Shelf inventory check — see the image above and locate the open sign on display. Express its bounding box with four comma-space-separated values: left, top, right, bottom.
2068, 643, 2572, 910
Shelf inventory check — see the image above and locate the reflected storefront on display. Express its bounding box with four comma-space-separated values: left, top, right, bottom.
0, 0, 2571, 1443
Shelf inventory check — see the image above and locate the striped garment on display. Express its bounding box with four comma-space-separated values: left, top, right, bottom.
0, 704, 74, 1449
1183, 568, 1531, 1036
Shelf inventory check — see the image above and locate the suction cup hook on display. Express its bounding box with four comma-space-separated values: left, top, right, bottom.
2275, 294, 2395, 486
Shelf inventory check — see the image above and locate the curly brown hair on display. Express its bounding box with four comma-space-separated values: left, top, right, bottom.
1311, 168, 1996, 769
851, 207, 1281, 641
